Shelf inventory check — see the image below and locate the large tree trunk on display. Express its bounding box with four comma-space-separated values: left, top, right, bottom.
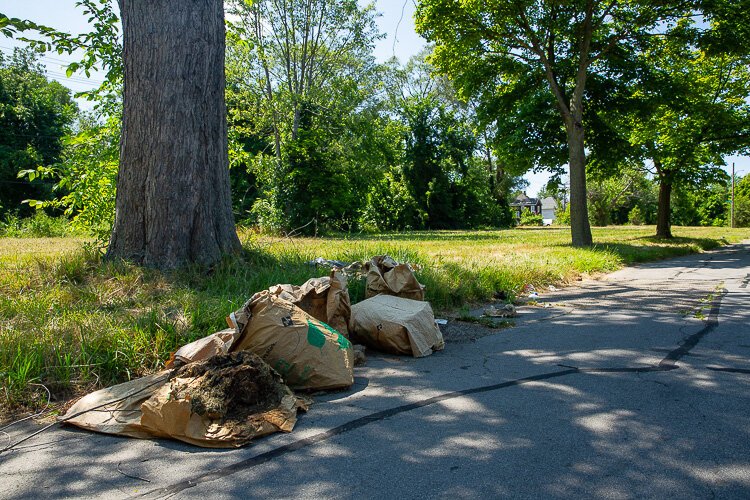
656, 163, 673, 239
108, 0, 241, 268
566, 122, 593, 246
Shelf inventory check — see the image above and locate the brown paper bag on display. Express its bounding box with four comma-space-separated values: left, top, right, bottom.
350, 295, 445, 357
164, 271, 351, 369
165, 328, 239, 368
365, 255, 425, 301
231, 291, 354, 391
267, 271, 351, 335
62, 352, 307, 448
140, 352, 306, 448
61, 371, 171, 438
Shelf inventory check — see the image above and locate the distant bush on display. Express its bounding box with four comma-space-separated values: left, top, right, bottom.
519, 207, 543, 226
555, 205, 571, 225
735, 197, 750, 228
0, 212, 75, 238
628, 206, 644, 225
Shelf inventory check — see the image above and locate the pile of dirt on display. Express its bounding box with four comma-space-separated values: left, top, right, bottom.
169, 351, 289, 425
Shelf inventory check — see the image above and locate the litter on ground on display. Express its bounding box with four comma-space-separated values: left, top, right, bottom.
483, 304, 517, 318
52, 254, 460, 449
365, 255, 425, 301
350, 294, 444, 357
62, 352, 307, 448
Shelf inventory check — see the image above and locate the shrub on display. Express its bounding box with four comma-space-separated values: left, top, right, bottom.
734, 196, 750, 227
555, 205, 571, 225
628, 206, 644, 225
519, 207, 543, 226
0, 211, 73, 238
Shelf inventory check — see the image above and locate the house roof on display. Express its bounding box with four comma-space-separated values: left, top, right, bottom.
509, 193, 540, 207
541, 197, 557, 209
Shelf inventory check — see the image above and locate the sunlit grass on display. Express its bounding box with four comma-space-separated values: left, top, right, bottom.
0, 225, 747, 417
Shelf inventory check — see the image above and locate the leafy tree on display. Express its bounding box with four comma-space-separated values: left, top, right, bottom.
383, 50, 510, 229
735, 197, 750, 227
415, 1, 702, 246
628, 206, 644, 225
24, 113, 120, 242
361, 166, 424, 231
734, 173, 750, 227
737, 174, 750, 199
587, 167, 645, 226
226, 0, 380, 152
225, 0, 383, 232
671, 182, 730, 226
0, 48, 76, 215
619, 24, 750, 237
5, 1, 122, 243
556, 204, 571, 225
401, 96, 475, 228
5, 2, 240, 267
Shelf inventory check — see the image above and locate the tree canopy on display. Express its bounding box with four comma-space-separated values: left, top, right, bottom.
0, 48, 77, 215
414, 0, 747, 242
1, 0, 750, 261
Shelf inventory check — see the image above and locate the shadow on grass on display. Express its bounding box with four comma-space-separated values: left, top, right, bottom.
546, 236, 729, 266
326, 228, 568, 243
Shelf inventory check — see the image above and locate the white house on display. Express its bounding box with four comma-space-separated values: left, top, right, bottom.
541, 197, 558, 225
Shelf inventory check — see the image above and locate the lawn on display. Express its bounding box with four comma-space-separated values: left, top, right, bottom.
1, 225, 748, 417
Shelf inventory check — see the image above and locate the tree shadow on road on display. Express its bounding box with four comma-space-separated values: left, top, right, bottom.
4, 294, 750, 499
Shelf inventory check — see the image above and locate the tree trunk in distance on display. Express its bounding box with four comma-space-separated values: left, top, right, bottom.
566, 122, 593, 246
656, 171, 673, 239
108, 0, 241, 268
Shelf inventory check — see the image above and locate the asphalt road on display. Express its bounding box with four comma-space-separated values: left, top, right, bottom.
2, 241, 750, 499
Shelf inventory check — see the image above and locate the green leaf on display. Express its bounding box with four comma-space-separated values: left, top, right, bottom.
65, 62, 79, 77
17, 169, 35, 180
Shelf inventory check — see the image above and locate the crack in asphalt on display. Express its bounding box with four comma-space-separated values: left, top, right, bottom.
706, 366, 750, 374
659, 289, 725, 369
138, 290, 728, 499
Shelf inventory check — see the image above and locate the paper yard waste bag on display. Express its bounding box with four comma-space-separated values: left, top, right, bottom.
165, 328, 240, 368
230, 291, 354, 391
140, 352, 307, 448
350, 295, 445, 357
62, 352, 307, 448
267, 270, 351, 336
61, 371, 171, 438
365, 255, 425, 301
164, 270, 350, 368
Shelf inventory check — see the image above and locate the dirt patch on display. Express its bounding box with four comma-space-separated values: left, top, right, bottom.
170, 351, 289, 424
441, 320, 508, 343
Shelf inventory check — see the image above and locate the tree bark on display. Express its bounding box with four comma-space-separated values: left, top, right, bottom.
108, 0, 241, 268
535, 8, 594, 247
566, 121, 594, 246
655, 161, 673, 239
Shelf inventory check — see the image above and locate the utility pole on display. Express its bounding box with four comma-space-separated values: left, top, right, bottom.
731, 162, 735, 229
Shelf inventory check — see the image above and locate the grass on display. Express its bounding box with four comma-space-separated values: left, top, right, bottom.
0, 225, 748, 418
0, 212, 78, 238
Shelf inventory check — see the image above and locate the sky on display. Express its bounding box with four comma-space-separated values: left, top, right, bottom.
2, 0, 747, 197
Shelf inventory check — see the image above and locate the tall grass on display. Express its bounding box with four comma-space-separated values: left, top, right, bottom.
0, 212, 77, 238
0, 225, 747, 416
